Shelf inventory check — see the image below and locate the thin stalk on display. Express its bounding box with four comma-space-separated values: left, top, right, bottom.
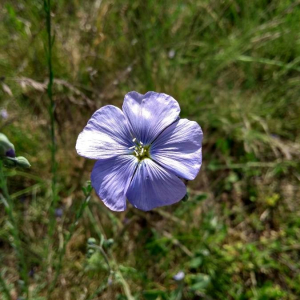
0, 162, 29, 299
86, 280, 110, 300
86, 206, 134, 300
44, 0, 57, 232
47, 192, 91, 297
43, 0, 59, 289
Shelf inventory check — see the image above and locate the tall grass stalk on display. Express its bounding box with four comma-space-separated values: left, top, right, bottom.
0, 162, 29, 299
43, 0, 60, 296
43, 0, 57, 231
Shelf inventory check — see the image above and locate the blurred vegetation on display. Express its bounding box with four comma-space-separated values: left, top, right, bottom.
0, 0, 300, 299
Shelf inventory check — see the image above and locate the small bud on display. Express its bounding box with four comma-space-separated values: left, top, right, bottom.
87, 237, 97, 245
87, 248, 95, 258
88, 249, 94, 255
82, 180, 93, 196
103, 238, 114, 248
3, 156, 31, 169
15, 156, 31, 169
0, 133, 15, 157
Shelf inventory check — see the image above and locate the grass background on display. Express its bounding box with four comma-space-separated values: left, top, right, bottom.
0, 0, 300, 299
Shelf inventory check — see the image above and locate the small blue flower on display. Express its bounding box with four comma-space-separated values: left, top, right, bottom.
29, 268, 35, 278
0, 109, 8, 119
55, 208, 63, 218
173, 271, 185, 281
76, 91, 203, 211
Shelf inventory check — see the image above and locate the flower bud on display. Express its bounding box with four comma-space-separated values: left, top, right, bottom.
103, 238, 114, 248
87, 237, 97, 245
15, 156, 31, 169
87, 248, 95, 258
0, 133, 15, 157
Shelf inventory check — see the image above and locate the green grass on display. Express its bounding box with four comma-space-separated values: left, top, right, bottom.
0, 0, 300, 299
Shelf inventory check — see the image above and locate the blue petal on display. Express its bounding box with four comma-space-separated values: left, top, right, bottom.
126, 158, 186, 211
76, 105, 134, 160
150, 119, 203, 180
91, 155, 139, 211
122, 91, 180, 145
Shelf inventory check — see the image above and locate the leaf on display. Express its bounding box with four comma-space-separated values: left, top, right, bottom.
189, 274, 210, 291
193, 193, 207, 202
189, 257, 203, 269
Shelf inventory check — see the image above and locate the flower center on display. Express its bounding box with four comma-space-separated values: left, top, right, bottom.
129, 138, 150, 160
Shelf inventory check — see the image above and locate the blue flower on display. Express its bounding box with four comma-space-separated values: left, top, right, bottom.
173, 271, 185, 281
76, 91, 203, 211
55, 208, 63, 218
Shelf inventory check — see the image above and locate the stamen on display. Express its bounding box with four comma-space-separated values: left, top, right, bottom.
129, 138, 150, 160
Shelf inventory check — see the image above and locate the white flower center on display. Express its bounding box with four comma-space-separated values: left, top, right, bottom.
129, 138, 150, 159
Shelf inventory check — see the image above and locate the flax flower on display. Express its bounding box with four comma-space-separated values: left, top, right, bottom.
76, 92, 203, 211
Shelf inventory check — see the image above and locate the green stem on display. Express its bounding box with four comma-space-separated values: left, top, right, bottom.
43, 0, 59, 292
85, 276, 111, 300
0, 162, 29, 299
45, 0, 57, 217
89, 245, 111, 271
47, 191, 91, 297
44, 0, 57, 234
86, 206, 134, 300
